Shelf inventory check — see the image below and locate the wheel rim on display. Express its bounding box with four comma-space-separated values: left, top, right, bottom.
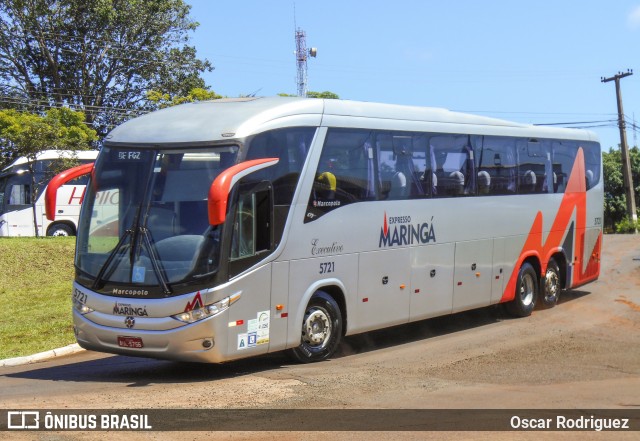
52, 230, 69, 237
301, 306, 332, 350
519, 272, 535, 306
544, 268, 559, 302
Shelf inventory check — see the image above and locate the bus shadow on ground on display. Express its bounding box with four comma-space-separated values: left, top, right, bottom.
336, 288, 592, 358
4, 289, 591, 386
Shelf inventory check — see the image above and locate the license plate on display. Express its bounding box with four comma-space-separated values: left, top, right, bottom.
117, 336, 144, 349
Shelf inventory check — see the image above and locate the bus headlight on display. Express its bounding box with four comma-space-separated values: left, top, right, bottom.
172, 297, 232, 324
73, 297, 94, 315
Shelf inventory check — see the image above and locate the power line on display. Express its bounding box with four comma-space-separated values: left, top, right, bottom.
534, 119, 618, 126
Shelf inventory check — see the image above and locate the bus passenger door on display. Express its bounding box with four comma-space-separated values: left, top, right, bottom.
452, 239, 493, 313
410, 243, 455, 321
357, 248, 411, 331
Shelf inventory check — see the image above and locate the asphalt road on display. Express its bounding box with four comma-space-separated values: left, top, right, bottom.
1, 234, 639, 440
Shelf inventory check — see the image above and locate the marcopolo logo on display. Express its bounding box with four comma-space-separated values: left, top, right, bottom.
112, 288, 149, 296
379, 212, 436, 248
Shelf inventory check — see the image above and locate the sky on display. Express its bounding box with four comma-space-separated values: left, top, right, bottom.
186, 0, 640, 151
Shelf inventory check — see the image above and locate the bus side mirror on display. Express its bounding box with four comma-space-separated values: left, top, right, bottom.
208, 158, 279, 226
45, 163, 94, 221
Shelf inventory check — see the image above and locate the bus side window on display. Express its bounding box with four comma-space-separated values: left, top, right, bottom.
517, 139, 551, 194
8, 184, 31, 205
245, 127, 315, 206
305, 129, 374, 222
476, 136, 517, 195
379, 133, 428, 200
582, 142, 601, 190
430, 134, 473, 197
552, 141, 578, 194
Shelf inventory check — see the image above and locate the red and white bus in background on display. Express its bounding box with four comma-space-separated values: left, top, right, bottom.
47, 97, 603, 363
0, 150, 98, 236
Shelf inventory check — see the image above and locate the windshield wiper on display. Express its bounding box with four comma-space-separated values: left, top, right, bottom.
90, 226, 172, 295
90, 190, 143, 290
91, 228, 133, 291
139, 226, 171, 295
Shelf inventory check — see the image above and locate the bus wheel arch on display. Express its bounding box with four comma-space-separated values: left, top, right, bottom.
47, 222, 75, 237
504, 259, 539, 317
289, 289, 344, 363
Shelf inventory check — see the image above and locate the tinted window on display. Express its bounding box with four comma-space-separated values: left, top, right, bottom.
476, 136, 517, 195
551, 141, 578, 193
377, 133, 429, 200
431, 134, 476, 197
517, 139, 552, 194
582, 141, 601, 190
306, 129, 374, 222
245, 127, 316, 205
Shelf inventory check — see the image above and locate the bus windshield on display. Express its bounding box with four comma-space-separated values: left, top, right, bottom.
0, 175, 7, 214
75, 146, 239, 294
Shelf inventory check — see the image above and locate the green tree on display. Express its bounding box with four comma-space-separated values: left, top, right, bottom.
278, 91, 340, 99
0, 0, 212, 137
147, 87, 223, 109
306, 91, 340, 99
603, 146, 640, 231
0, 108, 96, 235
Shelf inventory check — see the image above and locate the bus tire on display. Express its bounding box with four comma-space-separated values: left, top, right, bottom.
290, 291, 343, 363
505, 262, 537, 317
539, 258, 561, 309
47, 223, 74, 237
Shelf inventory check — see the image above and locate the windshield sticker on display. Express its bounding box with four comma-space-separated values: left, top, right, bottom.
132, 266, 145, 283
237, 333, 248, 350
236, 310, 270, 350
257, 311, 270, 345
379, 212, 436, 248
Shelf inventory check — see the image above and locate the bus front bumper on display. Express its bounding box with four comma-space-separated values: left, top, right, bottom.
73, 309, 229, 363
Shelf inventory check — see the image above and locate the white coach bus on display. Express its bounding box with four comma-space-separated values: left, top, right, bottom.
0, 150, 98, 236
46, 97, 603, 363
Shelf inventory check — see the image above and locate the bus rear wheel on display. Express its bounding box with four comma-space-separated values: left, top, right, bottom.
505, 262, 538, 317
290, 291, 342, 363
539, 258, 561, 309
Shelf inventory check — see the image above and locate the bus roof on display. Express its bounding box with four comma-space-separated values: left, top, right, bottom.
2, 150, 98, 173
104, 97, 599, 146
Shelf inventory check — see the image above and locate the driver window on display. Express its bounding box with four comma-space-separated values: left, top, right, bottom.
230, 186, 272, 262
230, 192, 256, 260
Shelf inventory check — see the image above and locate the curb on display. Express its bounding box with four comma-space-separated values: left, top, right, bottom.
0, 344, 85, 368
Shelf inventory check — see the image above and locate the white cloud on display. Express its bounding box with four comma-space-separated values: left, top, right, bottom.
628, 5, 640, 29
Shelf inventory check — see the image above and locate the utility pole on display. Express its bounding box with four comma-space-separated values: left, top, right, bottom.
601, 69, 637, 231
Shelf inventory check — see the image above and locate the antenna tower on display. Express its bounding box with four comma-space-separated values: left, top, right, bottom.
295, 27, 317, 97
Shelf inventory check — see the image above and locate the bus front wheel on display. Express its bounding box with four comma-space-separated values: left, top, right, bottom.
290, 291, 343, 363
505, 262, 538, 317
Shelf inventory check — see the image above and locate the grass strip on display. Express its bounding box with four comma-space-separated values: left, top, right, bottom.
0, 237, 76, 359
